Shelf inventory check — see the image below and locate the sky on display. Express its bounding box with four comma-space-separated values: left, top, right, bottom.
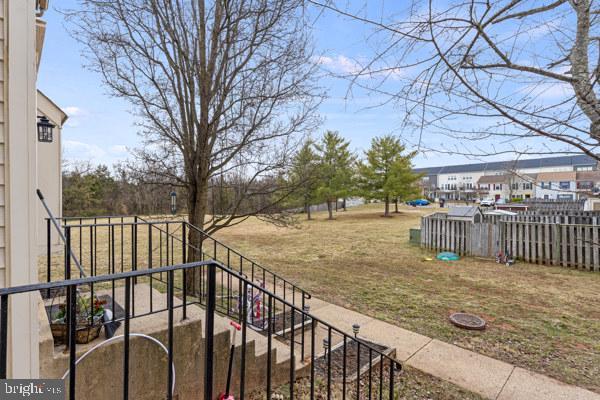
37, 1, 573, 170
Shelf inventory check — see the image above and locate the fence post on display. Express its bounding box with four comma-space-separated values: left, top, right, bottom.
204, 263, 216, 400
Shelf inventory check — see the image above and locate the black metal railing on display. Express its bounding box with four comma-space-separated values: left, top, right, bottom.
45, 215, 310, 311
2, 260, 402, 399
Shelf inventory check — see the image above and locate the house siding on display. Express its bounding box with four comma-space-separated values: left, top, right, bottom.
3, 0, 40, 378
0, 0, 5, 286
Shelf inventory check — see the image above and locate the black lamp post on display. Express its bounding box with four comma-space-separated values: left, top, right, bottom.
37, 115, 55, 143
170, 191, 177, 215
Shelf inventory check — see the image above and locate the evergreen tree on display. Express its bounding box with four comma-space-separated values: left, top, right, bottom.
357, 135, 420, 217
289, 139, 320, 220
315, 131, 355, 220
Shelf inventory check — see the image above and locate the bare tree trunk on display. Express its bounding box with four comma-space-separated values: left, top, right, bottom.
185, 178, 208, 295
394, 198, 399, 213
305, 202, 311, 220
384, 195, 390, 217
342, 198, 347, 211
327, 200, 333, 220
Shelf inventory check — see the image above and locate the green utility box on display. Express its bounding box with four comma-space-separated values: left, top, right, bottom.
409, 228, 421, 245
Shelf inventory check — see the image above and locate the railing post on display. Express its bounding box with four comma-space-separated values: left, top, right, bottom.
124, 277, 131, 400
0, 295, 8, 379
388, 360, 395, 400
133, 216, 138, 285
67, 284, 77, 399
204, 263, 216, 400
65, 226, 72, 280
167, 270, 174, 400
46, 218, 51, 286
182, 223, 187, 262
182, 223, 187, 320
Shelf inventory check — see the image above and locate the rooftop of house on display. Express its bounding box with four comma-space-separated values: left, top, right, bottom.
536, 171, 576, 182
477, 175, 508, 184
414, 155, 597, 175
576, 170, 600, 182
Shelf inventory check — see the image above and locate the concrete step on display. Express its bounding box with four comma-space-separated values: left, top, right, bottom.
38, 283, 308, 399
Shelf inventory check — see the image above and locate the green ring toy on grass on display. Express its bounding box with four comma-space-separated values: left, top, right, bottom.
436, 252, 460, 261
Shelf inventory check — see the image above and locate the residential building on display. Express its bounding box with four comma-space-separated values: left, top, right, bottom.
575, 170, 600, 196
415, 155, 598, 201
536, 172, 577, 200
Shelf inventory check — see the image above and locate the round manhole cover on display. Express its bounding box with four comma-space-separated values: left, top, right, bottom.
449, 313, 486, 330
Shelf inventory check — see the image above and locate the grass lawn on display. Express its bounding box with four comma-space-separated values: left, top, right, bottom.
213, 203, 600, 393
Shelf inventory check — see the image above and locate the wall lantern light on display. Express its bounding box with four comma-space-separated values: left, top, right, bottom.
37, 115, 55, 143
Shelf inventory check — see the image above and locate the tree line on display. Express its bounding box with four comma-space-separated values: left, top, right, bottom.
63, 132, 421, 219
289, 131, 421, 219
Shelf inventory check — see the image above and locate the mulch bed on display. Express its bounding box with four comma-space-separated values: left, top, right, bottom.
314, 339, 392, 382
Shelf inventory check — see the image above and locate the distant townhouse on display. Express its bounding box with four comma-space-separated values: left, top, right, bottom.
415, 155, 598, 201
536, 172, 577, 200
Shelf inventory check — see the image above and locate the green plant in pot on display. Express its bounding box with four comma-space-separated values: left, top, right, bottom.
50, 292, 106, 345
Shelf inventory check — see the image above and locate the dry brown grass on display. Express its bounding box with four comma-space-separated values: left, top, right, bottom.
39, 205, 600, 395
212, 203, 600, 393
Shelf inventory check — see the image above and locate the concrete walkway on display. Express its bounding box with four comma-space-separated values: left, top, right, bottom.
307, 298, 599, 400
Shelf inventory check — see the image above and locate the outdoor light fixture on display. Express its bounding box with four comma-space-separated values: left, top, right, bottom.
170, 191, 177, 215
303, 305, 310, 314
323, 338, 329, 354
37, 115, 55, 143
352, 323, 360, 338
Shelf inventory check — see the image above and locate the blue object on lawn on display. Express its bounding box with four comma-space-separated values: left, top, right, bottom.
437, 252, 460, 261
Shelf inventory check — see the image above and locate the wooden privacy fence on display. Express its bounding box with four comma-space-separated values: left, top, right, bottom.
420, 213, 600, 271
420, 214, 501, 257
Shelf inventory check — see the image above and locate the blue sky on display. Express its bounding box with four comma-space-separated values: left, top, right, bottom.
38, 1, 566, 169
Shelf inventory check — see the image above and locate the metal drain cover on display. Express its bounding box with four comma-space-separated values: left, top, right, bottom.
449, 313, 486, 330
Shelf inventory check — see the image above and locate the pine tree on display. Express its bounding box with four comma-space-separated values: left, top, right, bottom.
315, 131, 355, 220
357, 135, 420, 217
289, 139, 320, 220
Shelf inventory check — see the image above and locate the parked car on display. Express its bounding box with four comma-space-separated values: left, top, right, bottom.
406, 199, 430, 206
480, 198, 495, 207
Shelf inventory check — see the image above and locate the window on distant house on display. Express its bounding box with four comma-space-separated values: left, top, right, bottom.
544, 195, 549, 199
557, 194, 573, 200
522, 182, 532, 190
494, 184, 502, 190
541, 182, 551, 189
559, 181, 570, 190
511, 183, 518, 190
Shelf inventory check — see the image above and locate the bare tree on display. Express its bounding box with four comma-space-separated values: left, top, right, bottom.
309, 0, 600, 160
68, 1, 321, 277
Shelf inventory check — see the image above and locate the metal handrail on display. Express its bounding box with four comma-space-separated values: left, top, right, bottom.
2, 260, 401, 400
49, 214, 311, 301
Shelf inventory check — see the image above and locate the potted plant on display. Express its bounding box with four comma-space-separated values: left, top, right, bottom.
49, 293, 106, 345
